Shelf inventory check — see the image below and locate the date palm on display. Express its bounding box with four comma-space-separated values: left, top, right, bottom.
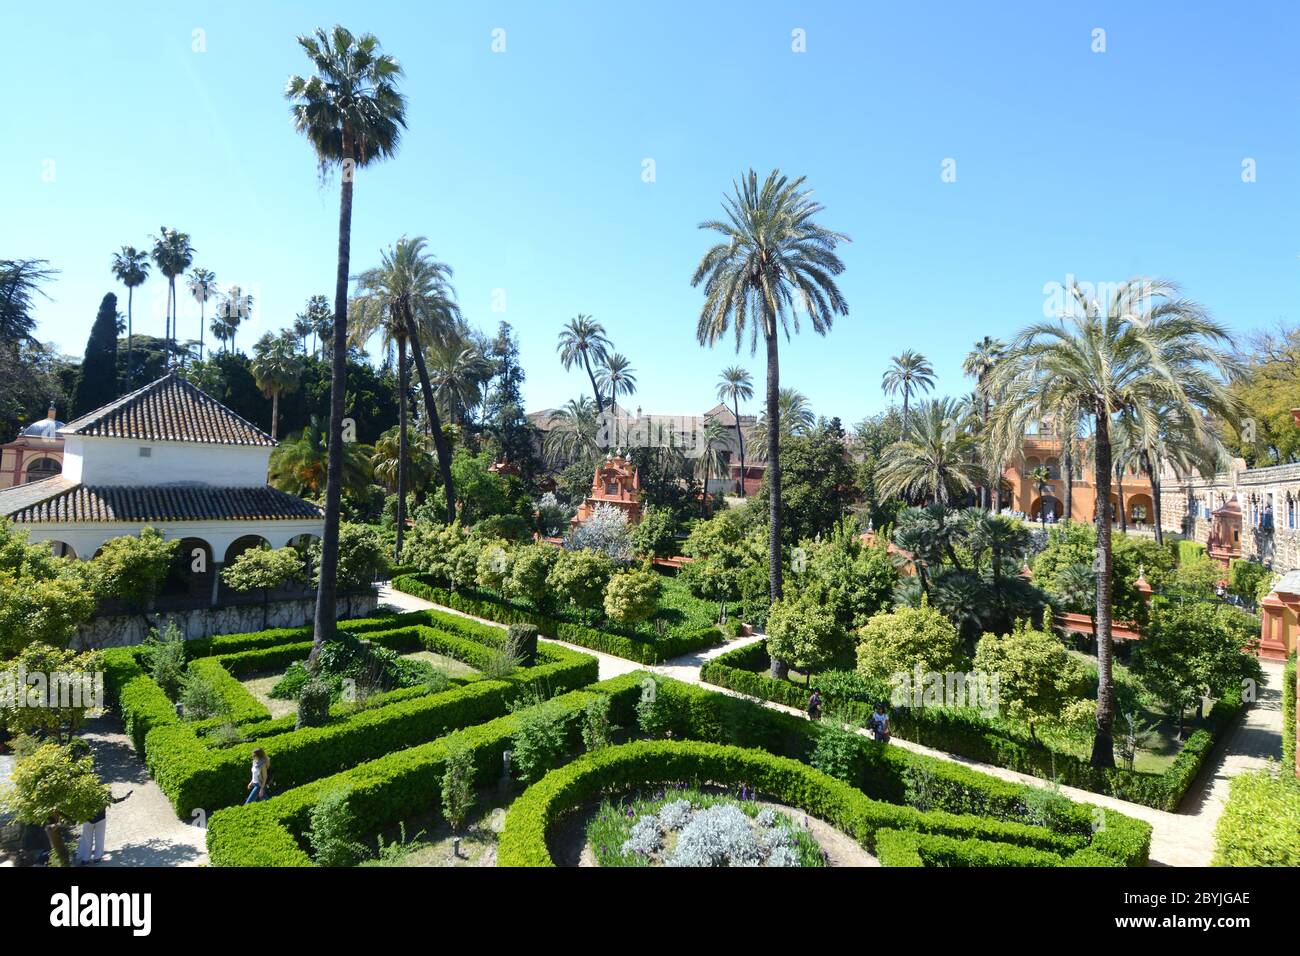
111, 247, 149, 388
149, 227, 194, 355
596, 352, 637, 407
250, 331, 304, 440
557, 314, 612, 413
877, 397, 982, 506
287, 23, 406, 658
962, 336, 1005, 508
372, 425, 437, 503
692, 168, 850, 678
1028, 464, 1052, 526
882, 349, 934, 436
694, 417, 731, 516
746, 387, 814, 453
187, 267, 218, 362
269, 416, 373, 501
987, 276, 1241, 767
716, 366, 754, 496
427, 339, 491, 427
542, 396, 602, 468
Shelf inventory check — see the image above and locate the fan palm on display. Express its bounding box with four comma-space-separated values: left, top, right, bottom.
187, 267, 218, 362
882, 350, 935, 435
302, 294, 332, 357
556, 314, 612, 413
966, 512, 1031, 585
543, 396, 602, 467
692, 168, 850, 678
716, 365, 754, 496
596, 352, 637, 407
986, 276, 1242, 767
111, 247, 149, 388
250, 331, 304, 440
149, 227, 194, 354
877, 397, 982, 506
287, 24, 406, 657
213, 286, 253, 353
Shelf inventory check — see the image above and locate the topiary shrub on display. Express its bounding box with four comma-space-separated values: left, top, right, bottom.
507, 623, 540, 668
307, 788, 368, 867
603, 570, 662, 627
856, 600, 966, 687
296, 679, 332, 729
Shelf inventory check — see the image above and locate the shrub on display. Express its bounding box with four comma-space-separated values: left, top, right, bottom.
476, 513, 530, 542
180, 671, 228, 722
534, 492, 572, 537
1213, 769, 1300, 866
475, 540, 513, 592
856, 601, 965, 687
510, 695, 569, 783
307, 788, 368, 867
636, 676, 679, 739
504, 544, 558, 608
603, 570, 661, 626
318, 522, 389, 593
766, 595, 846, 678
1285, 654, 1297, 776
581, 695, 613, 752
565, 503, 633, 562
810, 720, 865, 783
547, 549, 614, 612
1228, 558, 1273, 603
221, 546, 307, 595
297, 680, 332, 729
90, 527, 177, 608
440, 744, 475, 833
507, 623, 539, 667
973, 621, 1084, 740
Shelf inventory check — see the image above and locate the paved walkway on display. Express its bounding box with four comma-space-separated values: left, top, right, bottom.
378, 584, 1286, 867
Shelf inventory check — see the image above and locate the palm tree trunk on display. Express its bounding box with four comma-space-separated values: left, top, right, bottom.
1152, 467, 1164, 545
199, 300, 205, 362
126, 286, 134, 390
271, 390, 280, 441
395, 335, 408, 561
405, 312, 456, 523
902, 387, 910, 437
310, 136, 355, 665
583, 353, 604, 415
1116, 463, 1127, 533
1091, 409, 1117, 768
764, 329, 787, 680
733, 396, 747, 497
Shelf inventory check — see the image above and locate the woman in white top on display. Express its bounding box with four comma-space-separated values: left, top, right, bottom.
245, 748, 269, 804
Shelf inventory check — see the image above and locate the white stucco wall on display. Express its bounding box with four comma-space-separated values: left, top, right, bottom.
61, 435, 272, 487
20, 519, 323, 561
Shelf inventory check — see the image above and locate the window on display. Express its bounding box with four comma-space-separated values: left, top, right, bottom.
139, 447, 152, 458
24, 457, 60, 482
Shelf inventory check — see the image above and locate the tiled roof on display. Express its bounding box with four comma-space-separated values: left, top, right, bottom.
60, 373, 276, 446
0, 477, 322, 524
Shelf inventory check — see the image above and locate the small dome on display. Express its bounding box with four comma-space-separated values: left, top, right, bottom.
20, 417, 63, 439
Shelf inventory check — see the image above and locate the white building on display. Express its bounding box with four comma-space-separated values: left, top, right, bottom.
0, 373, 323, 571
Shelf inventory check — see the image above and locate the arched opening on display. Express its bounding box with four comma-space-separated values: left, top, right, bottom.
224, 535, 269, 565
1127, 493, 1154, 527
1030, 495, 1063, 522
287, 533, 321, 581
25, 457, 61, 482
44, 539, 77, 559
161, 537, 215, 601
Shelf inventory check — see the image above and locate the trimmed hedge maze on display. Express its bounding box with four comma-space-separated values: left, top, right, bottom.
700, 639, 1241, 811
199, 663, 1149, 867
391, 573, 722, 664
102, 608, 598, 819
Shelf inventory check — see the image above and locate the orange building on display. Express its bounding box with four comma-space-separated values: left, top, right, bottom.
0, 406, 66, 489
1001, 418, 1155, 526
571, 454, 643, 527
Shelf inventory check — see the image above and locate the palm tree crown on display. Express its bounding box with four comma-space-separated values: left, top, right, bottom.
881, 349, 935, 434
876, 397, 982, 505
596, 352, 637, 405
111, 247, 150, 388
556, 314, 612, 413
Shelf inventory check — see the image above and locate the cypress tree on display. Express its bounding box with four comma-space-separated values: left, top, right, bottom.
73, 293, 120, 416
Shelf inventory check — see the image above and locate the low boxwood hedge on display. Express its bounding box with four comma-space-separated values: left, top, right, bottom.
1284, 653, 1296, 777
496, 740, 1127, 867
103, 611, 599, 818
701, 638, 1241, 812
1212, 768, 1300, 866
391, 573, 722, 664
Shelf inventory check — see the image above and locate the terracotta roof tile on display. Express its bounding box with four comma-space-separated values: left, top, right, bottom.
0, 479, 322, 524
60, 372, 275, 446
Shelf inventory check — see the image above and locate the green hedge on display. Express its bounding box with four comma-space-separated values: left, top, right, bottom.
1174, 539, 1207, 566
1284, 653, 1297, 778
391, 573, 722, 664
1212, 769, 1300, 866
701, 638, 1240, 812
104, 612, 599, 818
206, 674, 647, 866
496, 741, 1127, 868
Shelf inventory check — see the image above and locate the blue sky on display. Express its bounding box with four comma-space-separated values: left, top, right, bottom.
4, 1, 1298, 423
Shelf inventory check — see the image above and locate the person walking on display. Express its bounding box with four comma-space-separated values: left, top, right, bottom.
75, 789, 132, 865
245, 748, 270, 804
867, 702, 891, 744
806, 688, 823, 721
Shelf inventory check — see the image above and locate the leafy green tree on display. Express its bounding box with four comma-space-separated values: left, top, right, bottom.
547, 549, 613, 612
440, 742, 475, 834
286, 24, 407, 662
312, 522, 388, 593
603, 569, 661, 626
974, 622, 1083, 741
756, 419, 856, 544
91, 527, 177, 609
72, 293, 120, 415
793, 522, 897, 630
766, 594, 845, 681
631, 505, 678, 559
222, 546, 309, 628
856, 601, 965, 686
0, 522, 97, 656
1, 743, 109, 866
504, 543, 559, 609
474, 539, 513, 592
0, 644, 103, 741
693, 169, 851, 679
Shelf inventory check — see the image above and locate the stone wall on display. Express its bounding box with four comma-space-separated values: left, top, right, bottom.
70, 592, 379, 650
1159, 461, 1300, 572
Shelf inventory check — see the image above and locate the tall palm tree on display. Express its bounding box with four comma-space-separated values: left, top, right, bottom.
1028, 464, 1051, 526
303, 294, 332, 357
111, 247, 149, 389
692, 168, 850, 678
149, 227, 194, 354
882, 349, 935, 436
695, 417, 731, 516
213, 286, 253, 353
962, 336, 1005, 508
556, 314, 612, 413
747, 387, 814, 452
187, 267, 218, 362
716, 365, 754, 497
987, 276, 1241, 767
596, 352, 637, 407
427, 339, 491, 427
292, 314, 315, 354
287, 24, 406, 659
877, 397, 983, 505
542, 396, 602, 467
250, 331, 304, 440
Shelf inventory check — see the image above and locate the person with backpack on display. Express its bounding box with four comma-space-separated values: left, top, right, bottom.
807, 688, 823, 721
867, 702, 891, 744
245, 748, 270, 804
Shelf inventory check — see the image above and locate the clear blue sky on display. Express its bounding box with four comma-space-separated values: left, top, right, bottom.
4, 1, 1298, 423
